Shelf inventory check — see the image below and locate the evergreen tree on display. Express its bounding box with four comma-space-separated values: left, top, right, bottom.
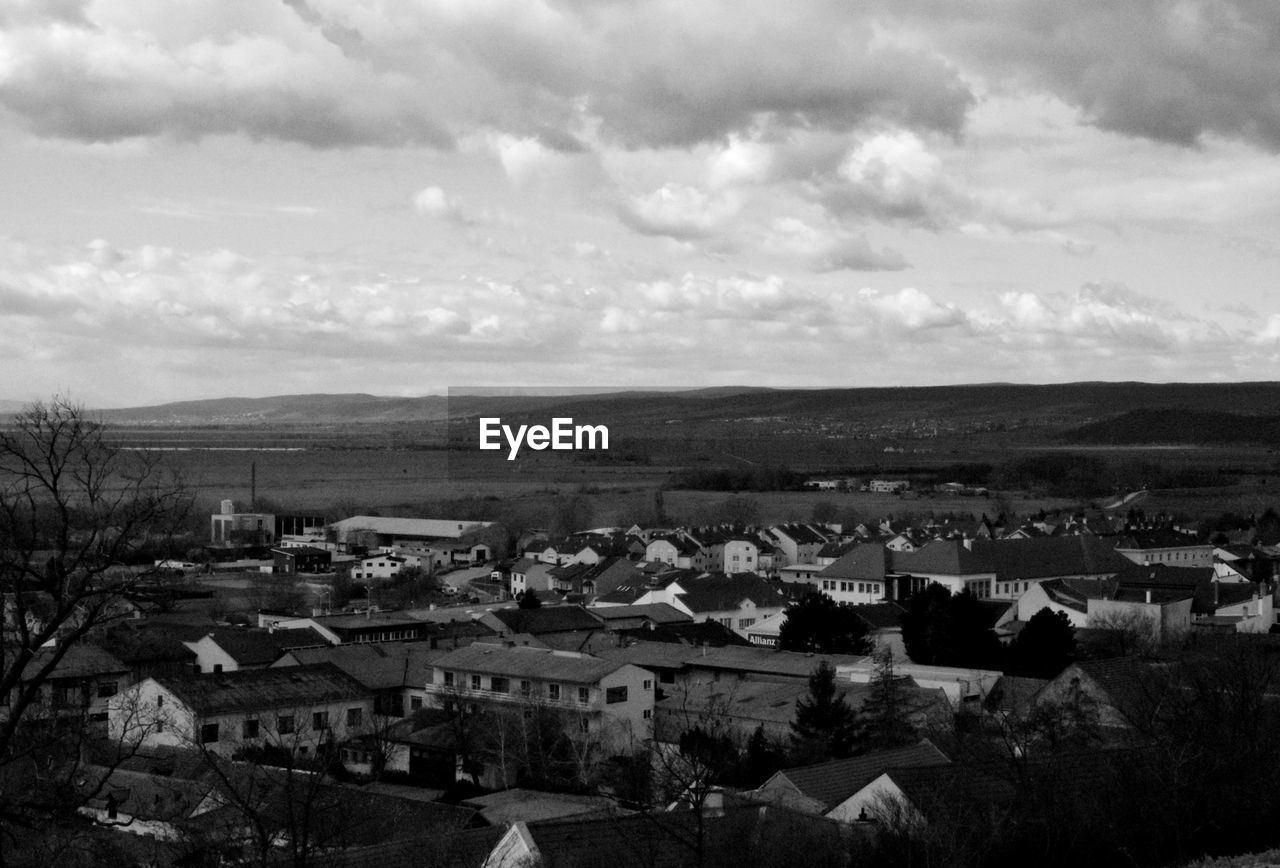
517, 588, 543, 609
1006, 607, 1077, 678
901, 584, 1001, 669
791, 660, 858, 763
778, 591, 873, 655
854, 647, 918, 752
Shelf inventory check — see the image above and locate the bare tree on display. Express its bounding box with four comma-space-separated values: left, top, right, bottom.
0, 398, 190, 861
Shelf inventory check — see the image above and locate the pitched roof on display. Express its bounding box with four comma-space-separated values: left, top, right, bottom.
973, 535, 1132, 582
820, 545, 887, 581
157, 662, 370, 716
585, 603, 691, 625
280, 643, 447, 690
429, 643, 627, 684
1040, 578, 1121, 613
19, 642, 129, 682
491, 604, 604, 635
674, 574, 787, 614
766, 740, 950, 810
888, 539, 993, 576
772, 523, 831, 545
193, 628, 327, 666
1114, 529, 1210, 550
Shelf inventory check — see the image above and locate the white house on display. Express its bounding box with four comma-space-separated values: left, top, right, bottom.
109, 663, 375, 757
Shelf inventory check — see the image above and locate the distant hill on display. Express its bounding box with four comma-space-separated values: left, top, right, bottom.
1064, 408, 1280, 445
59, 381, 1280, 430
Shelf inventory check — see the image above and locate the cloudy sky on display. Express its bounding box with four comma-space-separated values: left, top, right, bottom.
2, 0, 1280, 406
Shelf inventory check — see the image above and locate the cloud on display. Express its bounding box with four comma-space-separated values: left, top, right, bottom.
618, 184, 742, 240
0, 0, 975, 150
762, 218, 908, 272
412, 186, 460, 219
859, 287, 968, 330
1, 234, 1277, 403
818, 130, 969, 228
879, 0, 1280, 152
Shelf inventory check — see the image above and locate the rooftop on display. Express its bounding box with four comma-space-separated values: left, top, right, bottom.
428, 644, 627, 684
156, 662, 370, 716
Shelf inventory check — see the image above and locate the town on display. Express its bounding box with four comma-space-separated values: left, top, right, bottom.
5, 399, 1280, 868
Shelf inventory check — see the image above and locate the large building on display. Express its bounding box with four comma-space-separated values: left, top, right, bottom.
422, 643, 655, 753
328, 516, 496, 552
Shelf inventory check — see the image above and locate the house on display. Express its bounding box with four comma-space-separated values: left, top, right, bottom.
667, 573, 789, 637
582, 603, 692, 632
767, 524, 832, 567
1035, 657, 1165, 732
507, 558, 559, 596
422, 644, 655, 752
272, 611, 439, 645
645, 534, 700, 568
2, 643, 130, 727
183, 627, 328, 674
754, 740, 950, 820
272, 546, 332, 576
350, 553, 409, 582
998, 577, 1193, 641
868, 479, 910, 493
210, 499, 274, 547
887, 539, 997, 600
1114, 562, 1272, 633
482, 801, 852, 868
274, 642, 449, 717
484, 604, 607, 650
103, 620, 202, 682
814, 545, 889, 605
839, 761, 1015, 827
109, 663, 375, 757
1113, 529, 1214, 568
973, 535, 1133, 600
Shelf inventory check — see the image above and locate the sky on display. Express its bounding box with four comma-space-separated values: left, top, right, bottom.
2, 0, 1280, 407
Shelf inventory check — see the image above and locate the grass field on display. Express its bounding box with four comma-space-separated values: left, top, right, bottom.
136, 419, 1280, 529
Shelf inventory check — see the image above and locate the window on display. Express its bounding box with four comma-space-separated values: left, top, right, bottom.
313, 711, 329, 731
156, 695, 164, 709
605, 686, 628, 704
242, 719, 259, 739
410, 696, 423, 711
738, 618, 755, 629
643, 709, 652, 720
443, 671, 455, 687
520, 680, 532, 697
277, 714, 295, 734
470, 674, 482, 691
155, 720, 164, 734
548, 684, 561, 701
200, 723, 220, 744
346, 707, 363, 728
643, 679, 652, 690
491, 677, 510, 694
578, 686, 590, 704
213, 664, 223, 674
580, 718, 591, 733
97, 681, 118, 698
